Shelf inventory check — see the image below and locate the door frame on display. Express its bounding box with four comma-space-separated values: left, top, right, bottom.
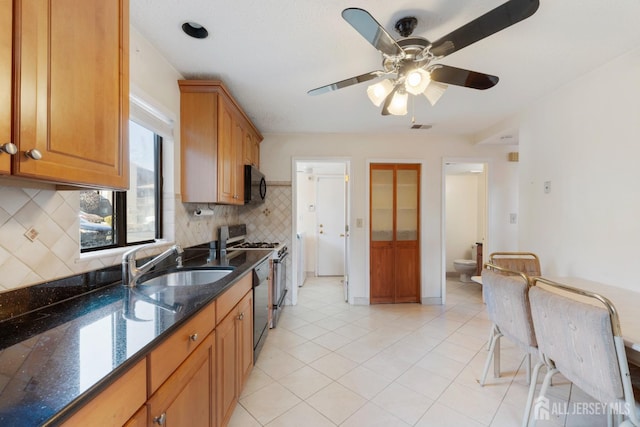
440, 157, 491, 305
291, 157, 351, 304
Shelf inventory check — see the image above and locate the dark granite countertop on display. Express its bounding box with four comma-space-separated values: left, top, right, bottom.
0, 245, 272, 426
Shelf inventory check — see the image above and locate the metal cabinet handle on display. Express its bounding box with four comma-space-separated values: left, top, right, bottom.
153, 413, 166, 425
0, 143, 17, 155
189, 333, 198, 342
237, 312, 244, 321
24, 149, 42, 160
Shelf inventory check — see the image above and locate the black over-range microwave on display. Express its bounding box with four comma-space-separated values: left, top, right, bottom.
244, 165, 267, 204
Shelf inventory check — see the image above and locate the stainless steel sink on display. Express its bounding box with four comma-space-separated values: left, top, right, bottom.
138, 268, 233, 287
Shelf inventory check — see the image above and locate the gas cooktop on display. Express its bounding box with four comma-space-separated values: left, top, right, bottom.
235, 242, 280, 249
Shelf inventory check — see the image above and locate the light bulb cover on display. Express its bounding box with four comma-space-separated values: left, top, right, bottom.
405, 69, 431, 95
423, 81, 448, 106
387, 90, 408, 115
367, 79, 394, 107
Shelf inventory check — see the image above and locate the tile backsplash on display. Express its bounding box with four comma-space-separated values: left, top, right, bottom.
239, 181, 293, 303
0, 182, 293, 294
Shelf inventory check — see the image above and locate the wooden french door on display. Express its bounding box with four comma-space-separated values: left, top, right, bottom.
370, 163, 420, 304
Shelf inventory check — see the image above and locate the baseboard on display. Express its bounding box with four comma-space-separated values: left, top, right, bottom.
422, 297, 443, 305
445, 271, 460, 278
352, 297, 369, 305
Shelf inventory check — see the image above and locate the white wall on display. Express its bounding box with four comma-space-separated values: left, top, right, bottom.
519, 46, 640, 290
260, 133, 518, 304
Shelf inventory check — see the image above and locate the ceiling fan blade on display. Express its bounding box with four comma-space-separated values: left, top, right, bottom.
342, 8, 404, 58
381, 86, 400, 116
429, 65, 499, 90
308, 71, 383, 96
430, 0, 539, 58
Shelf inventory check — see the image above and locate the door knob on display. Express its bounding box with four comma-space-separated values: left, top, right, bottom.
319, 230, 324, 234
340, 234, 345, 237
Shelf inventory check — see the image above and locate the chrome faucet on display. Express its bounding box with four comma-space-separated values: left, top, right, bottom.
122, 244, 184, 287
122, 287, 184, 321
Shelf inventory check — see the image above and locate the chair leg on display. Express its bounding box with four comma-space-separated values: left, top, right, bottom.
494, 334, 501, 378
529, 366, 558, 427
525, 353, 532, 385
487, 323, 494, 351
480, 328, 502, 386
522, 360, 545, 427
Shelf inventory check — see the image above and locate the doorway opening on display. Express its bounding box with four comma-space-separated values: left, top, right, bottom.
293, 159, 351, 303
442, 160, 489, 304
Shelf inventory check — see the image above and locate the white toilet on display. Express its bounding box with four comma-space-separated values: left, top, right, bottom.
453, 246, 478, 282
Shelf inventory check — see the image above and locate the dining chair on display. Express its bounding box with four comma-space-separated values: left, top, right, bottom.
488, 252, 541, 277
526, 277, 640, 427
480, 264, 543, 412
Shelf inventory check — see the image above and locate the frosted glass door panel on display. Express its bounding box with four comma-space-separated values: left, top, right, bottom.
396, 169, 418, 241
371, 169, 393, 241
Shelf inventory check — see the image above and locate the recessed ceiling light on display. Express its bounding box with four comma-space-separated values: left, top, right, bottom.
182, 22, 209, 39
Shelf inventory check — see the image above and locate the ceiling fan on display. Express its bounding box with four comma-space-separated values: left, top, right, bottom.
308, 0, 540, 116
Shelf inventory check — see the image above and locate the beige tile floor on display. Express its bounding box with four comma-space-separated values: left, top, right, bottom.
229, 277, 608, 427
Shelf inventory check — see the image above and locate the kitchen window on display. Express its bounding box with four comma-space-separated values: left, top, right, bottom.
80, 120, 163, 252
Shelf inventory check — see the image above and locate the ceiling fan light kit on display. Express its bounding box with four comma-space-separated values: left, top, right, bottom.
367, 79, 395, 106
387, 90, 409, 116
308, 0, 540, 117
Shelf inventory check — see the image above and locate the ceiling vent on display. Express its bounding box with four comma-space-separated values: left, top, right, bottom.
411, 124, 432, 130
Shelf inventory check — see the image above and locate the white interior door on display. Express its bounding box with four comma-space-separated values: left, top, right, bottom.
316, 176, 345, 276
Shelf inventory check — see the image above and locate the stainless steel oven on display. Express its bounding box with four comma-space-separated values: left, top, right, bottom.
218, 224, 289, 330
271, 249, 288, 328
252, 258, 270, 361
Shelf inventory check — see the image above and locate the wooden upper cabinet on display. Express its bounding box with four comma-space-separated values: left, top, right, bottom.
12, 0, 129, 189
179, 80, 262, 204
243, 128, 260, 168
0, 0, 12, 175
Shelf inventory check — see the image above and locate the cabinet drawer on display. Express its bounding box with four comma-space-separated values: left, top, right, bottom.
216, 273, 252, 324
61, 359, 146, 427
148, 303, 216, 394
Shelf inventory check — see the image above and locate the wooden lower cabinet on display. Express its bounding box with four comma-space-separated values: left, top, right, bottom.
123, 405, 147, 427
216, 289, 253, 426
148, 332, 216, 427
58, 274, 255, 427
61, 359, 146, 427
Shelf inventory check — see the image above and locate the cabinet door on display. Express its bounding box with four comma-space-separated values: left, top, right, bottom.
13, 0, 129, 189
237, 291, 254, 390
216, 310, 238, 427
180, 90, 218, 203
148, 332, 215, 427
217, 99, 236, 204
123, 405, 147, 427
233, 117, 244, 204
243, 129, 254, 166
0, 0, 11, 174
243, 128, 260, 168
